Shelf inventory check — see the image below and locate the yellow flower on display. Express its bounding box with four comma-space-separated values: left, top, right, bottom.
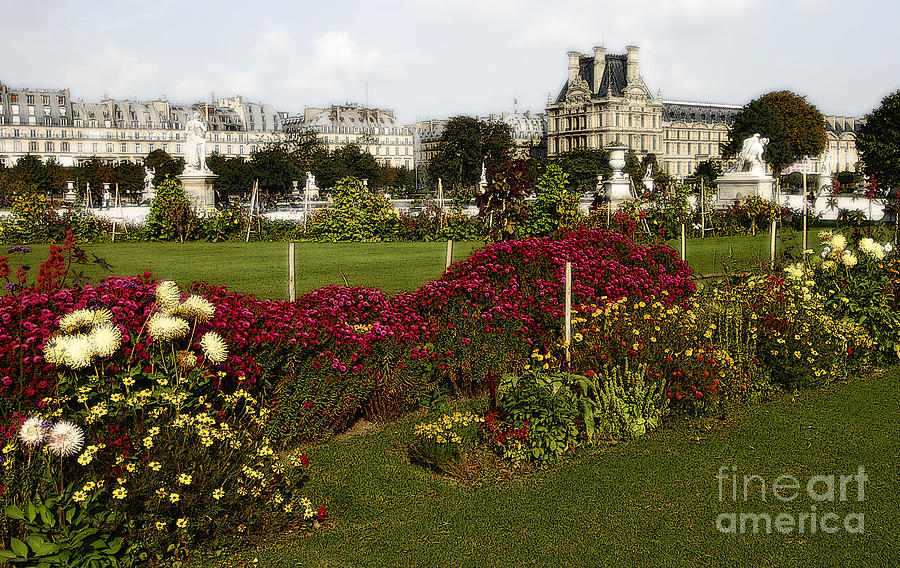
73, 490, 87, 503
148, 461, 162, 471
155, 521, 166, 531
155, 488, 167, 498
178, 474, 192, 485
213, 488, 225, 500
112, 487, 127, 500
176, 517, 188, 529
169, 493, 180, 503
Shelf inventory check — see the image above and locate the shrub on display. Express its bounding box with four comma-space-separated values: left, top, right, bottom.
409, 411, 483, 477
144, 178, 197, 242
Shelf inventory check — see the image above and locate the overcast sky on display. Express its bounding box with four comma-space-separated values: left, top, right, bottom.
3, 0, 897, 124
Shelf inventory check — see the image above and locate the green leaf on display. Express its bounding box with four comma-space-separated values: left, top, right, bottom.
0, 550, 17, 560
5, 505, 25, 520
9, 538, 28, 558
24, 503, 36, 523
37, 504, 54, 528
25, 535, 58, 557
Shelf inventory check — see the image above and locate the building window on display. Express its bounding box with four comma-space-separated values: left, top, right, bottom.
121, 143, 127, 153
44, 117, 52, 126
135, 143, 141, 154
76, 142, 83, 153
175, 144, 181, 153
61, 141, 69, 152
26, 95, 34, 104
44, 141, 54, 152
106, 143, 114, 153
10, 94, 17, 103
29, 141, 39, 152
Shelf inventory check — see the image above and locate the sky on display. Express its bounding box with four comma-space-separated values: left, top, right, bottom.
3, 0, 898, 124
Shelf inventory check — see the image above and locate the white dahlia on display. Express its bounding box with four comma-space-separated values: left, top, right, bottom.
155, 281, 182, 313
46, 421, 85, 457
90, 323, 122, 358
830, 233, 848, 252
176, 295, 216, 323
60, 334, 96, 370
19, 416, 49, 447
199, 331, 229, 364
58, 308, 112, 333
148, 313, 190, 342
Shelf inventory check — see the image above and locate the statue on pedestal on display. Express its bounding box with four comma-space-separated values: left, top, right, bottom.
184, 109, 209, 173
733, 133, 769, 175
819, 148, 834, 179
143, 166, 156, 190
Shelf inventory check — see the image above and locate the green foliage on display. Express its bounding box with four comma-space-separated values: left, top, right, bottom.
554, 148, 610, 193
521, 163, 580, 238
475, 160, 532, 242
250, 143, 298, 196
206, 153, 253, 198
144, 178, 198, 242
306, 176, 397, 242
495, 370, 580, 463
593, 364, 667, 439
409, 411, 483, 478
1, 486, 128, 568
857, 89, 900, 188
197, 206, 248, 242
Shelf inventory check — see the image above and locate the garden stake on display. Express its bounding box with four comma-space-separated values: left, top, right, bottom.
680, 223, 686, 261
565, 261, 572, 363
288, 242, 296, 302
446, 240, 453, 270
770, 219, 777, 271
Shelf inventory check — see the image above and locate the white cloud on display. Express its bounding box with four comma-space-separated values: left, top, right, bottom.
288, 31, 428, 91
61, 42, 160, 99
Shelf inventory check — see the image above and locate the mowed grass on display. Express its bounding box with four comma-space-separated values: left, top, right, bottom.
12, 242, 484, 299
10, 230, 811, 300
209, 369, 900, 568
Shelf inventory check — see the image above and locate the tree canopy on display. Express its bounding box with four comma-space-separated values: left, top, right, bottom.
857, 89, 900, 188
722, 90, 826, 177
554, 148, 611, 194
427, 116, 513, 190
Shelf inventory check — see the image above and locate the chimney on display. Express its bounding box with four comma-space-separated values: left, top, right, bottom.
567, 51, 581, 84
626, 45, 640, 84
593, 46, 606, 94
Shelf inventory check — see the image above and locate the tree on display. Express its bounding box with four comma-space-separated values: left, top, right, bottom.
250, 143, 298, 196
207, 153, 254, 198
428, 116, 513, 190
722, 90, 826, 177
143, 149, 184, 186
857, 89, 900, 188
555, 148, 611, 194
307, 176, 396, 241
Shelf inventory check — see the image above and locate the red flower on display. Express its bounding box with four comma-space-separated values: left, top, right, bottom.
300, 454, 309, 467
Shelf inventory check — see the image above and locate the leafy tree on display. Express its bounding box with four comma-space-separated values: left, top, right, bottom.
334, 144, 379, 185
428, 116, 513, 190
285, 130, 326, 174
11, 155, 51, 194
521, 163, 579, 238
143, 149, 184, 186
688, 159, 723, 185
74, 158, 115, 205
251, 143, 297, 197
207, 153, 254, 198
857, 89, 900, 188
722, 90, 826, 177
112, 161, 145, 197
555, 148, 611, 193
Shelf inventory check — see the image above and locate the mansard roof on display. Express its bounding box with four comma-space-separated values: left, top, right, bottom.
554, 53, 633, 104
662, 101, 741, 124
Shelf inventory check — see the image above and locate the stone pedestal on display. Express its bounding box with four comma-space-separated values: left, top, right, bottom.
177, 171, 218, 215
817, 173, 832, 196
64, 181, 77, 203
715, 172, 775, 207
605, 146, 632, 206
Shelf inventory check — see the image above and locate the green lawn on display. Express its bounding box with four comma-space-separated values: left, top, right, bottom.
666, 229, 812, 276
8, 232, 802, 300
209, 369, 900, 568
11, 242, 484, 299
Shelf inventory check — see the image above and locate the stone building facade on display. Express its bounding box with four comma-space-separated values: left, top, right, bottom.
282, 104, 415, 169
0, 82, 281, 167
546, 46, 861, 179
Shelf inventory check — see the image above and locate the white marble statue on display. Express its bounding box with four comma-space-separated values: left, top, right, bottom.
143, 166, 155, 190
820, 148, 834, 179
184, 109, 209, 173
305, 171, 316, 190
734, 133, 769, 175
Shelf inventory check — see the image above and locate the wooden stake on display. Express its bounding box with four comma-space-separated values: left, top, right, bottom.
445, 239, 453, 270
564, 261, 572, 364
681, 223, 686, 261
288, 242, 296, 302
111, 220, 117, 243
770, 218, 777, 271
700, 179, 706, 237
802, 171, 808, 252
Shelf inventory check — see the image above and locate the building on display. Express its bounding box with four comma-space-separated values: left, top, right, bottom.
0, 81, 280, 167
282, 104, 415, 169
546, 46, 861, 179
